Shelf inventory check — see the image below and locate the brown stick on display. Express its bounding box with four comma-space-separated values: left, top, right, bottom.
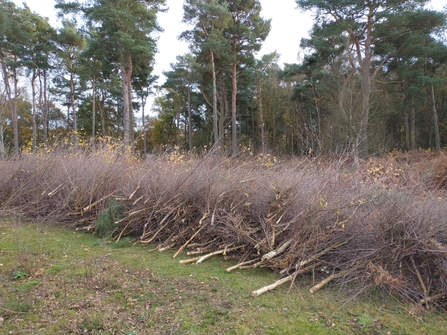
420, 293, 446, 305
140, 220, 171, 245
46, 182, 67, 197
172, 213, 209, 259
309, 270, 349, 294
410, 255, 427, 297
81, 191, 115, 214
298, 241, 348, 268
140, 208, 178, 245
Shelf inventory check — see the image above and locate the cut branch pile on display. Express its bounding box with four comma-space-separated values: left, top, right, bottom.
1, 150, 447, 308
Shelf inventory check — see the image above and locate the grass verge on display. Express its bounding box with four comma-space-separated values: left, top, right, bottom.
1, 218, 447, 334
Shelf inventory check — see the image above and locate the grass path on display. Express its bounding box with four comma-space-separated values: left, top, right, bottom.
1, 218, 446, 334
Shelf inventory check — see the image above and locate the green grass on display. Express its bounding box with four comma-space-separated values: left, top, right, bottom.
1, 218, 447, 334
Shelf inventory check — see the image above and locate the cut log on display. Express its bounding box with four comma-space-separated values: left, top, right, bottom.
251, 262, 323, 297
196, 245, 245, 264
251, 275, 293, 297
226, 259, 259, 272
309, 270, 349, 294
179, 256, 201, 264
261, 240, 291, 261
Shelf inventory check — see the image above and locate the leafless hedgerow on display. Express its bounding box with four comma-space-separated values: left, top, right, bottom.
1, 149, 447, 307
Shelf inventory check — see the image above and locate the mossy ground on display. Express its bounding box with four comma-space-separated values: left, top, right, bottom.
1, 218, 446, 335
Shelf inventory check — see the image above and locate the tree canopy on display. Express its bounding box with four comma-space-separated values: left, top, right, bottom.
0, 0, 446, 158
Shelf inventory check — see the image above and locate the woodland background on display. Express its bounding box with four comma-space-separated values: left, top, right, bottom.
0, 0, 446, 161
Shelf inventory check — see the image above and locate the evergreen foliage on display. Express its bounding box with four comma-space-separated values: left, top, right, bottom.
0, 0, 446, 156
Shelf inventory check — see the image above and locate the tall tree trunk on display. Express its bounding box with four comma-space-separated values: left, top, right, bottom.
117, 102, 121, 140
258, 80, 265, 153
100, 91, 106, 137
42, 69, 49, 145
70, 62, 77, 147
12, 64, 19, 155
211, 51, 219, 147
359, 22, 372, 159
175, 101, 180, 146
410, 100, 416, 151
401, 86, 410, 151
141, 94, 147, 155
0, 119, 4, 159
31, 68, 38, 153
404, 112, 410, 151
121, 54, 133, 147
218, 71, 226, 149
430, 84, 441, 150
0, 63, 5, 158
187, 82, 192, 150
2, 58, 13, 155
91, 76, 96, 151
128, 83, 134, 148
231, 34, 238, 156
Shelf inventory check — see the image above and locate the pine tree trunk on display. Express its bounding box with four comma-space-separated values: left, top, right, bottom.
188, 82, 192, 150
410, 102, 416, 151
31, 68, 38, 153
231, 35, 237, 156
121, 55, 133, 147
12, 64, 19, 155
404, 112, 410, 151
258, 80, 265, 153
141, 95, 147, 155
430, 84, 441, 150
0, 121, 4, 159
211, 51, 219, 147
219, 71, 227, 149
42, 69, 49, 146
70, 62, 77, 147
128, 83, 134, 147
91, 77, 96, 151
100, 91, 106, 137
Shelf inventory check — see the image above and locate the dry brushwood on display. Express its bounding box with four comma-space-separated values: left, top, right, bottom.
2, 151, 447, 308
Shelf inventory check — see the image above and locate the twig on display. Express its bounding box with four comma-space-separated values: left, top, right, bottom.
420, 293, 446, 305
410, 255, 427, 298
172, 213, 209, 259
140, 208, 178, 245
297, 240, 348, 268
